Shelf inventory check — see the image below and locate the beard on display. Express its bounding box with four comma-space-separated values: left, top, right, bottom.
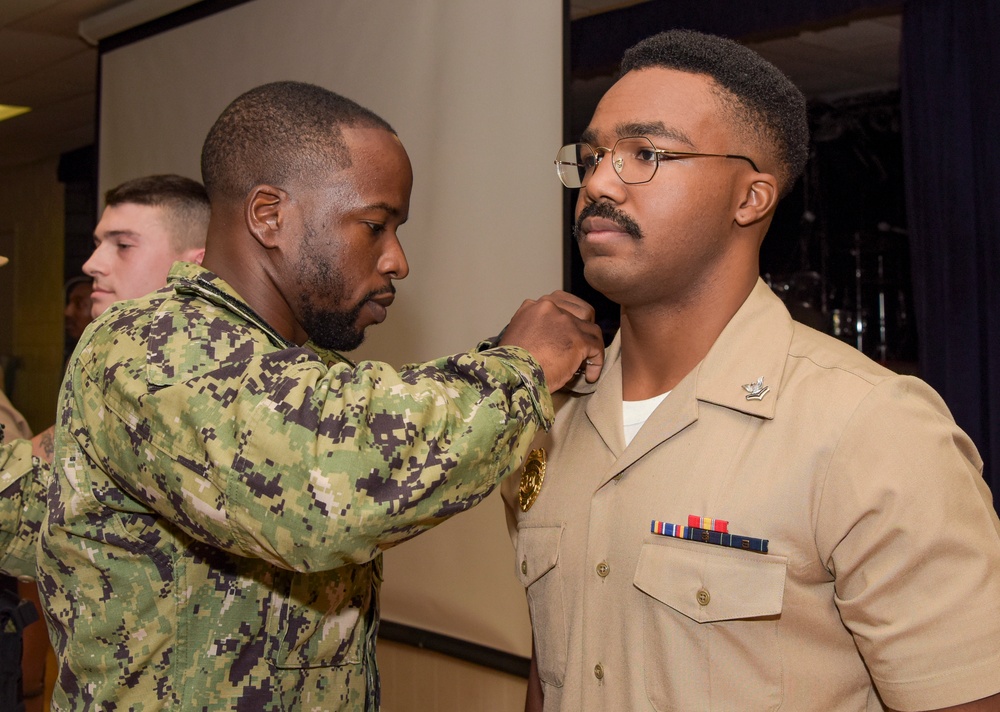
300, 297, 368, 352
295, 224, 386, 352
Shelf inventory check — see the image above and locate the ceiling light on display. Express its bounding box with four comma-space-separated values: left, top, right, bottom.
0, 105, 31, 123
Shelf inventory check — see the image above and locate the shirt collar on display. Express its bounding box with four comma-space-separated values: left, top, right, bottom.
695, 278, 792, 419
568, 278, 792, 421
165, 262, 297, 350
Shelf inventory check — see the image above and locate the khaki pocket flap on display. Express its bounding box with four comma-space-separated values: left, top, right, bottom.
634, 539, 786, 622
515, 524, 564, 587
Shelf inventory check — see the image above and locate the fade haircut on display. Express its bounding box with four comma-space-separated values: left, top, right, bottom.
105, 174, 210, 252
200, 80, 395, 203
620, 30, 809, 197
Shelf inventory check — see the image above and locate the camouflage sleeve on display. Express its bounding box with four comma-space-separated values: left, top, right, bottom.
0, 439, 50, 578
86, 342, 552, 574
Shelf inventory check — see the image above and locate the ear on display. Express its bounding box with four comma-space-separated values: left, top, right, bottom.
245, 185, 287, 249
734, 175, 778, 227
182, 247, 206, 266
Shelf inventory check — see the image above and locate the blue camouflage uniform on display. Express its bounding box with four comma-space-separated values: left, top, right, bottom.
4, 261, 553, 710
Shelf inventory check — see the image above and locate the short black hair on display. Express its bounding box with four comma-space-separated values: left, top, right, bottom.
620, 30, 809, 197
200, 80, 395, 202
105, 174, 210, 251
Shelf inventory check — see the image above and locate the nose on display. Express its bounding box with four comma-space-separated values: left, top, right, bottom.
379, 233, 409, 281
83, 243, 109, 277
581, 151, 627, 206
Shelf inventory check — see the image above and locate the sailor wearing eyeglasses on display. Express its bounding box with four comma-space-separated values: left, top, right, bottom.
504, 29, 1000, 712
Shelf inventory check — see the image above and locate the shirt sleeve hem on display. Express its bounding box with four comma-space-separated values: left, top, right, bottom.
874, 651, 1000, 711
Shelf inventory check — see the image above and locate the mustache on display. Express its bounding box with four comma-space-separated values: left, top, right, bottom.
573, 201, 643, 241
367, 284, 395, 300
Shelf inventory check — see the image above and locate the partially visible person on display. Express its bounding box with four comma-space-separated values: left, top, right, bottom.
0, 251, 36, 489
5, 81, 605, 710
0, 258, 48, 478
0, 254, 50, 712
0, 389, 30, 445
62, 275, 93, 363
34, 175, 211, 454
84, 174, 209, 318
504, 29, 1000, 712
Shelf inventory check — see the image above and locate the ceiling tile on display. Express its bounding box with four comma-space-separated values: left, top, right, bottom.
796, 19, 900, 51
0, 28, 88, 85
570, 0, 650, 20
0, 0, 64, 28
10, 0, 128, 39
0, 48, 96, 106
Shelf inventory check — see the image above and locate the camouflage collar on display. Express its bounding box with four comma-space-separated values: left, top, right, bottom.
165, 263, 355, 366
167, 262, 295, 349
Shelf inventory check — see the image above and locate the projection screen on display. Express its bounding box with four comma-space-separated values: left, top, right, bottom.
96, 0, 563, 659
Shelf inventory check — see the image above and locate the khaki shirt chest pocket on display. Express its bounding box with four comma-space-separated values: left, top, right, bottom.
633, 539, 787, 711
515, 524, 567, 687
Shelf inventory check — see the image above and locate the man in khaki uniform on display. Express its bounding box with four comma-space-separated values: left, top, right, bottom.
504, 30, 1000, 712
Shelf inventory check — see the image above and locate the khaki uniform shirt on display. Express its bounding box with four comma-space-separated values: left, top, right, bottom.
33, 262, 552, 711
504, 280, 1000, 712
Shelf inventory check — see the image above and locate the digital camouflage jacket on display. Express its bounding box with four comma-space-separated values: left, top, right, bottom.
33, 262, 553, 710
0, 437, 48, 576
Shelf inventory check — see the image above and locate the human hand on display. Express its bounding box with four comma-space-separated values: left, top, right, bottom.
498, 290, 605, 390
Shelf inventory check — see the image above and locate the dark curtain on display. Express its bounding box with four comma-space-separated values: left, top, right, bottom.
900, 0, 1000, 509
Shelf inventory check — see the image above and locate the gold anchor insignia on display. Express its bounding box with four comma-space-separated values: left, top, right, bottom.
518, 448, 547, 512
742, 376, 770, 401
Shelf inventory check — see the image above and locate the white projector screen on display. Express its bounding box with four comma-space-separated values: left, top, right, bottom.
98, 0, 564, 659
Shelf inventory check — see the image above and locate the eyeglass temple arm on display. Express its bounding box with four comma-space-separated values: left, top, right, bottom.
653, 149, 759, 172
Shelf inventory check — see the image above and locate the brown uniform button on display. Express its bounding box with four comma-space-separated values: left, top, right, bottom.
596, 561, 610, 578
521, 560, 528, 575
594, 663, 604, 680
696, 588, 711, 606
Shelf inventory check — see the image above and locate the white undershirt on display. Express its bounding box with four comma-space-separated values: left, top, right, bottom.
622, 392, 670, 445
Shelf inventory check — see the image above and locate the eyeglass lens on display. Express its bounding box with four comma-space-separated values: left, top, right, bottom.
554, 137, 659, 189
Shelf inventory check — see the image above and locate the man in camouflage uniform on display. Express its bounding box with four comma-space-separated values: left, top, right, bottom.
0, 82, 604, 710
84, 173, 209, 319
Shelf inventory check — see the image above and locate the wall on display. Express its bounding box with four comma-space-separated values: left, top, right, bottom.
0, 157, 65, 433
379, 640, 527, 712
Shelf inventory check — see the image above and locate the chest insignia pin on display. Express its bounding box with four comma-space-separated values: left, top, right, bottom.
742, 376, 770, 401
518, 448, 547, 512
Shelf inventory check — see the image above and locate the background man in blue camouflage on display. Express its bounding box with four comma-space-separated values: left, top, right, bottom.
1, 80, 604, 710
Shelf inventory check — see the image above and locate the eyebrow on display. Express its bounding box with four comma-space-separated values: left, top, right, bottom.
364, 202, 401, 216
579, 121, 697, 149
357, 202, 408, 225
93, 229, 140, 244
